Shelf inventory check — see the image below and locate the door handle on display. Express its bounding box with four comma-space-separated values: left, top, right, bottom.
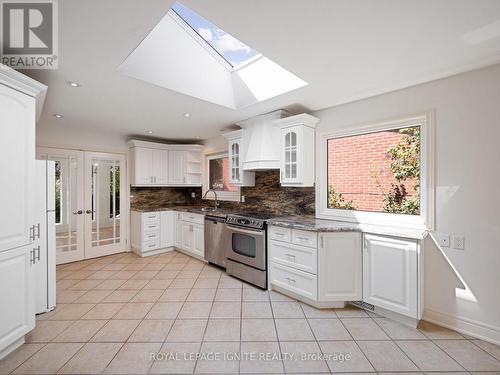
85, 209, 93, 214
35, 223, 40, 239
35, 245, 41, 261
30, 248, 36, 264
73, 210, 83, 215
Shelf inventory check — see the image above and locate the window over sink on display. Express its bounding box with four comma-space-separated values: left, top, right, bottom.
204, 152, 240, 202
316, 112, 434, 230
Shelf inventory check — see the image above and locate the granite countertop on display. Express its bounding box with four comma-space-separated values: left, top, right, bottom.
131, 205, 231, 218
132, 207, 427, 239
267, 216, 428, 240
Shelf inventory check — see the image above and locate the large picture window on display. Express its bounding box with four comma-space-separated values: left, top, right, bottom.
327, 126, 421, 215
317, 112, 434, 229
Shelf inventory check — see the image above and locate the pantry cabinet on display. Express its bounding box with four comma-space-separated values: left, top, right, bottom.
274, 114, 319, 187
0, 68, 46, 359
223, 130, 255, 186
128, 141, 202, 186
362, 234, 418, 318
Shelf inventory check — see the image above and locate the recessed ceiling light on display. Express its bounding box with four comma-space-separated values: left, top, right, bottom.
184, 113, 191, 117
54, 114, 63, 118
147, 130, 153, 134
67, 81, 80, 87
195, 136, 200, 139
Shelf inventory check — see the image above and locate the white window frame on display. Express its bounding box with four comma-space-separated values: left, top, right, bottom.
316, 111, 435, 230
203, 152, 241, 202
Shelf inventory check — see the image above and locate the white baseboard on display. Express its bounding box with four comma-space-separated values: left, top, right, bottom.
0, 337, 24, 360
423, 308, 500, 345
132, 247, 175, 257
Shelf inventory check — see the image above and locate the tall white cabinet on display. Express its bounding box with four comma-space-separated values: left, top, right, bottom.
0, 68, 47, 359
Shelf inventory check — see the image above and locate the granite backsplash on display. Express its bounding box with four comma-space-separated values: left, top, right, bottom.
130, 170, 315, 216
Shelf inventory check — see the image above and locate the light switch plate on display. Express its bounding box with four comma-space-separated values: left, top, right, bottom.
437, 233, 450, 247
452, 235, 465, 250
241, 195, 246, 203
191, 192, 196, 198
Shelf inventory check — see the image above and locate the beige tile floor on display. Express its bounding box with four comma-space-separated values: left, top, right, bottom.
1, 250, 500, 374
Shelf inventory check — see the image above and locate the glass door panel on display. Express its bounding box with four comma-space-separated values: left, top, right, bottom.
84, 152, 125, 259
37, 148, 85, 264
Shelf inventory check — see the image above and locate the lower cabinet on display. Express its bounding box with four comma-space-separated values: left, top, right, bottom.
268, 226, 361, 306
0, 245, 35, 357
131, 210, 204, 259
362, 233, 418, 318
318, 232, 362, 301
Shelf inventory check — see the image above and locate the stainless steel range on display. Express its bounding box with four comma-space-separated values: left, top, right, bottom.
225, 212, 273, 289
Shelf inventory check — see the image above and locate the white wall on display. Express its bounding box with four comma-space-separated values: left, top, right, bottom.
313, 64, 500, 343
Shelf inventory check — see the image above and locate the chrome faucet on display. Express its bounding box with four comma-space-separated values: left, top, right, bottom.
202, 189, 219, 210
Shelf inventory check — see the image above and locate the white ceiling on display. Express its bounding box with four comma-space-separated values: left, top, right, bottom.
25, 0, 500, 144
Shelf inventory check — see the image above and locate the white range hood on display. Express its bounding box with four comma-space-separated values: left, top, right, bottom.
237, 110, 290, 171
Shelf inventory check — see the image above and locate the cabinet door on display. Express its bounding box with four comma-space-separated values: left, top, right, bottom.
160, 211, 174, 248
363, 234, 418, 318
318, 233, 362, 301
169, 151, 187, 185
0, 84, 35, 252
174, 213, 182, 248
133, 147, 153, 185
181, 222, 192, 251
152, 150, 168, 185
281, 126, 301, 184
228, 141, 241, 184
192, 224, 204, 258
0, 246, 34, 352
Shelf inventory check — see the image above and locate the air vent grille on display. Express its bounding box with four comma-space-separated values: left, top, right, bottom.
348, 300, 375, 311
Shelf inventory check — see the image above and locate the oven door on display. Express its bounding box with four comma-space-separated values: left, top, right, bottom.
225, 225, 266, 270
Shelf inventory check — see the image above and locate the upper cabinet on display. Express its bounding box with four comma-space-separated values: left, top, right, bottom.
274, 114, 319, 187
222, 130, 255, 186
129, 140, 202, 187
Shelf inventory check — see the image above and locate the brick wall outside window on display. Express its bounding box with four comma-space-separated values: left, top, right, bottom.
327, 129, 418, 212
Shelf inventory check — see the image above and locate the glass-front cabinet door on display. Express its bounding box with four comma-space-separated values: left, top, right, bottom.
281, 126, 301, 184
229, 140, 241, 184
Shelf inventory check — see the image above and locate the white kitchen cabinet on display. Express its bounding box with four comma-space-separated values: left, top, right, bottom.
181, 222, 192, 251
192, 224, 204, 258
318, 232, 362, 301
0, 70, 46, 359
223, 130, 255, 186
128, 141, 202, 186
130, 210, 175, 256
0, 83, 36, 253
363, 234, 418, 318
0, 246, 35, 357
160, 211, 175, 248
274, 114, 319, 187
169, 150, 187, 185
152, 149, 169, 185
174, 212, 182, 248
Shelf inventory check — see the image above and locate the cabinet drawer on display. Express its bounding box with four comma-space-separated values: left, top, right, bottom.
270, 240, 317, 274
142, 212, 160, 222
292, 229, 318, 248
269, 226, 292, 242
142, 231, 159, 242
143, 239, 160, 252
142, 222, 160, 232
180, 212, 204, 225
270, 262, 317, 300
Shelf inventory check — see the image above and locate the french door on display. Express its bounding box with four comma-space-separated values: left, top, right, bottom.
37, 148, 126, 264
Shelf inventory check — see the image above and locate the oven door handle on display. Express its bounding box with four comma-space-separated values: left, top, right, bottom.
226, 224, 265, 236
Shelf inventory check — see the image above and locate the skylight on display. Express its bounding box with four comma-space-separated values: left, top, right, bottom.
171, 2, 259, 68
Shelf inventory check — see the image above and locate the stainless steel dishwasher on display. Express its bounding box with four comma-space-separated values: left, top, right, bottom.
204, 215, 229, 268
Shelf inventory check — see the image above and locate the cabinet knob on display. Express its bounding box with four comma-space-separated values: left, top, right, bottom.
86, 209, 93, 214
73, 210, 83, 215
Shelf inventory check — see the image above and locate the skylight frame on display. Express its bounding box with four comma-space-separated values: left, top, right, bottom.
168, 4, 261, 72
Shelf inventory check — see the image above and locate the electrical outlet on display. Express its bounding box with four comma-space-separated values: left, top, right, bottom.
241, 195, 245, 203
437, 233, 450, 247
452, 235, 465, 250
191, 192, 196, 198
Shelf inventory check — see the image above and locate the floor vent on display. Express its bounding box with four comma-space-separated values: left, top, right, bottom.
348, 300, 375, 311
